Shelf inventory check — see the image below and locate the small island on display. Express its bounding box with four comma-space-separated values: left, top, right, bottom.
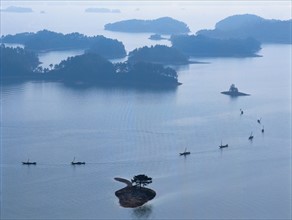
85, 8, 120, 13
221, 84, 250, 96
196, 14, 292, 44
104, 17, 190, 34
1, 6, 33, 13
114, 175, 156, 208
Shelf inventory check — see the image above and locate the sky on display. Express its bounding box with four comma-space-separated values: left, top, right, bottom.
1, 1, 291, 35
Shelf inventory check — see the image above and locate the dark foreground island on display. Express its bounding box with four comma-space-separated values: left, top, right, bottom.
114, 177, 156, 208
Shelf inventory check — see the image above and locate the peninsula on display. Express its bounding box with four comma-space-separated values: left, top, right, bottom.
104, 17, 190, 34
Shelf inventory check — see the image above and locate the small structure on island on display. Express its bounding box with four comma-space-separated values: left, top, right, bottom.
114, 174, 156, 208
221, 84, 250, 97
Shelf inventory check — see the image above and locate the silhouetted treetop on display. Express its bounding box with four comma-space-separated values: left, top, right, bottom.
128, 45, 189, 64
171, 34, 261, 57
104, 17, 190, 34
197, 14, 292, 44
0, 44, 40, 79
131, 174, 152, 188
1, 30, 126, 58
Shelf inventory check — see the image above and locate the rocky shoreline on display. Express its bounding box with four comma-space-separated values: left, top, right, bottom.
114, 177, 156, 208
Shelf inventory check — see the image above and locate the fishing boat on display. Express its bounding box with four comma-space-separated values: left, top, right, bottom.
71, 157, 85, 165
219, 141, 228, 149
22, 159, 37, 165
180, 148, 190, 156
261, 126, 265, 133
221, 84, 250, 97
248, 132, 254, 140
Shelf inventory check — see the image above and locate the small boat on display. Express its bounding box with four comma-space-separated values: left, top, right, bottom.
248, 132, 254, 140
180, 148, 190, 156
221, 84, 250, 97
261, 126, 265, 133
71, 157, 85, 165
22, 159, 37, 165
240, 109, 244, 115
257, 118, 261, 124
219, 141, 228, 149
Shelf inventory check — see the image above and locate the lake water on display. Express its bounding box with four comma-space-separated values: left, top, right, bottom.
1, 43, 291, 219
1, 1, 291, 219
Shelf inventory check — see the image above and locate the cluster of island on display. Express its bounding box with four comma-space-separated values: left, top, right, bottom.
1, 14, 291, 87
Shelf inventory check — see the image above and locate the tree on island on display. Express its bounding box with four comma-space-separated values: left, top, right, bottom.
131, 174, 152, 188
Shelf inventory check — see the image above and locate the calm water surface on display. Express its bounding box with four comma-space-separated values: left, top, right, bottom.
1, 44, 291, 219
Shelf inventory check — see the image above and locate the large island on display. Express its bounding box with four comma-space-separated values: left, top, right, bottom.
196, 14, 292, 44
1, 45, 181, 88
171, 34, 261, 57
1, 30, 127, 59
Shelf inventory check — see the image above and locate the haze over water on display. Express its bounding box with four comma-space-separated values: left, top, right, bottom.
1, 1, 291, 219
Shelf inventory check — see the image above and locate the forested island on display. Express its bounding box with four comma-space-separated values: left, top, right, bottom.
171, 34, 261, 57
104, 17, 190, 34
1, 30, 126, 59
1, 45, 180, 87
128, 45, 190, 65
197, 14, 292, 44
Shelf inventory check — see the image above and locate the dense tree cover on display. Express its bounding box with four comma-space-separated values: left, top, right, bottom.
1, 45, 180, 86
115, 61, 179, 86
197, 14, 292, 44
171, 34, 261, 57
104, 17, 190, 34
131, 174, 152, 188
128, 45, 189, 64
51, 53, 116, 82
1, 30, 126, 59
0, 44, 40, 79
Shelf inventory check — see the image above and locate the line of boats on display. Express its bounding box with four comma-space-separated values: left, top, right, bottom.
22, 157, 86, 166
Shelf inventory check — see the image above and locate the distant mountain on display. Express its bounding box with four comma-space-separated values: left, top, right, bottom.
1, 30, 126, 59
128, 45, 189, 65
171, 34, 261, 57
197, 14, 292, 44
104, 17, 190, 34
1, 6, 33, 13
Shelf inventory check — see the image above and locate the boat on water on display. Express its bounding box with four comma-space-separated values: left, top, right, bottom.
219, 141, 228, 149
22, 159, 37, 165
180, 148, 190, 156
221, 84, 250, 97
248, 132, 254, 140
71, 157, 85, 165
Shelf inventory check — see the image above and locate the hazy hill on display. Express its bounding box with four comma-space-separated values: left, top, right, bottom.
171, 34, 261, 57
104, 17, 190, 34
128, 45, 189, 64
197, 14, 292, 44
1, 30, 127, 59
